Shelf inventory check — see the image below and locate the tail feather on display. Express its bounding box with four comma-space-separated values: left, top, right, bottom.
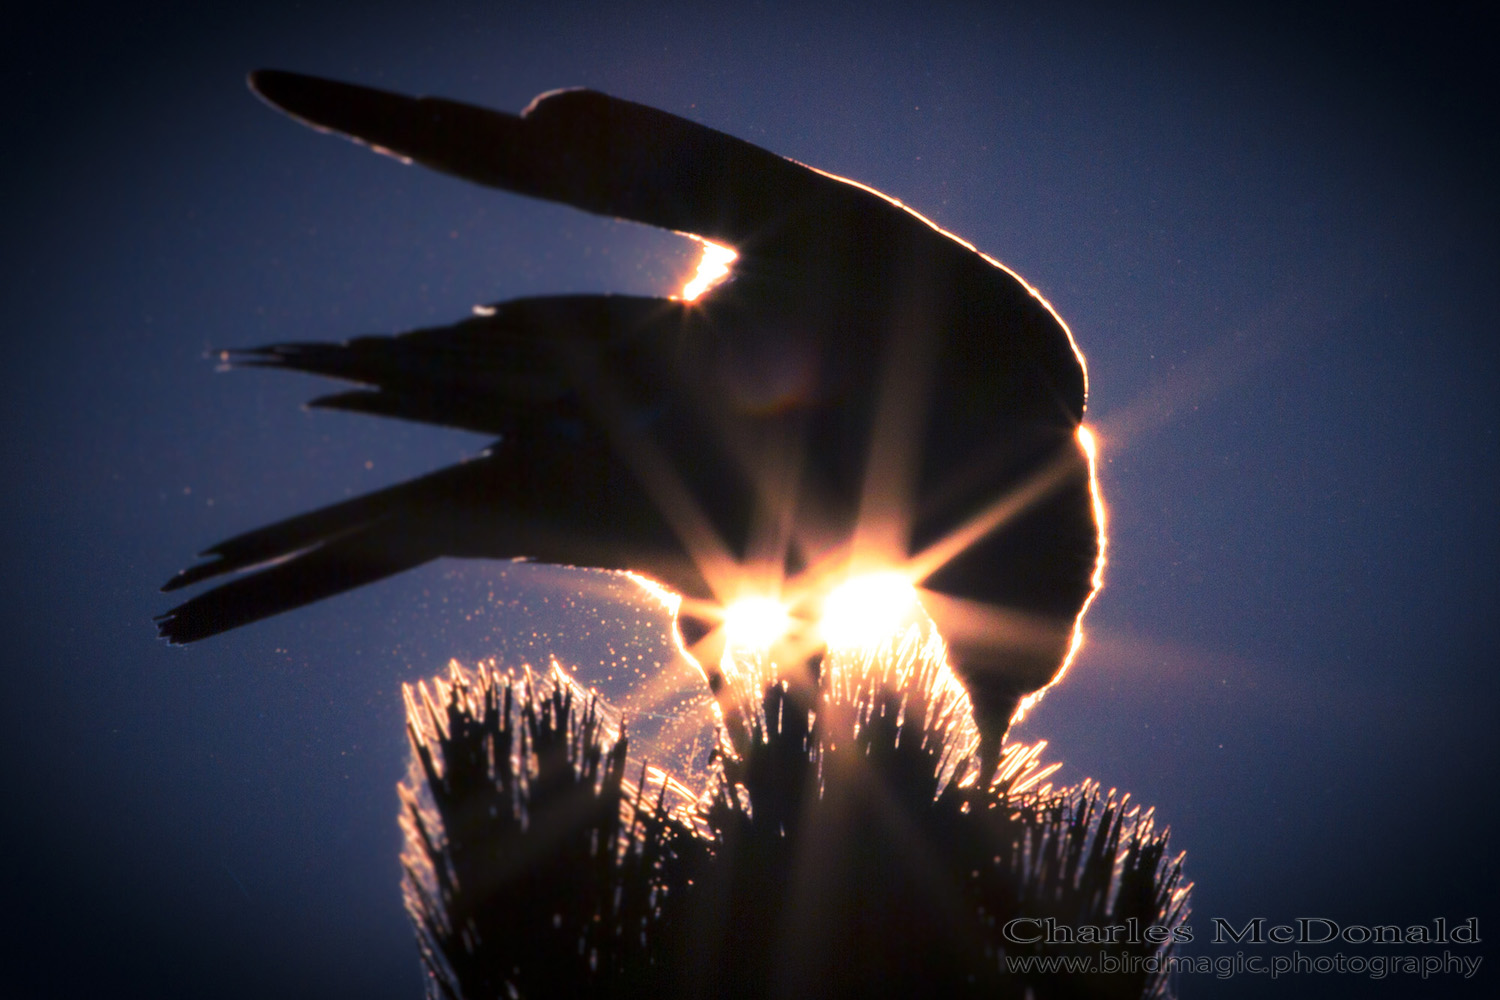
156, 529, 439, 643
161, 457, 500, 595
159, 444, 713, 643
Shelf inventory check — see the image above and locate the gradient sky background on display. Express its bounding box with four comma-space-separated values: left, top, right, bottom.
2, 2, 1496, 997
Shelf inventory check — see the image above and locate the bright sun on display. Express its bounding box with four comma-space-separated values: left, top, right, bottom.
722, 595, 792, 648
820, 572, 922, 648
718, 570, 926, 656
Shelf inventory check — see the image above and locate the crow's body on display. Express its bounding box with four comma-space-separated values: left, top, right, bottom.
160, 72, 1101, 742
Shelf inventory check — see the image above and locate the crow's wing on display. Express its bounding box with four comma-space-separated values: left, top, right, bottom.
159, 458, 487, 643
158, 295, 746, 643
157, 443, 719, 644
157, 448, 717, 643
249, 70, 842, 258
229, 294, 689, 436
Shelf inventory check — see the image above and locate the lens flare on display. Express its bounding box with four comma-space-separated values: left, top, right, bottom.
820, 572, 921, 649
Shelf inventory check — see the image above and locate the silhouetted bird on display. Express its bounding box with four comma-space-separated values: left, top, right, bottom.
159, 71, 1102, 743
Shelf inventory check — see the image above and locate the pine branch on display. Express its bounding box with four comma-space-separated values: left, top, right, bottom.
399, 637, 1190, 998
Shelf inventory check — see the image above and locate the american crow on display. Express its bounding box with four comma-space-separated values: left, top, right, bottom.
159, 71, 1103, 743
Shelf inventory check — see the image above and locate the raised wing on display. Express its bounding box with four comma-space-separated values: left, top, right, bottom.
162, 72, 1101, 742
250, 70, 840, 259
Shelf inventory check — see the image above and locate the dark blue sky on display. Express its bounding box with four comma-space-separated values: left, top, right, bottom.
3, 3, 1496, 997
